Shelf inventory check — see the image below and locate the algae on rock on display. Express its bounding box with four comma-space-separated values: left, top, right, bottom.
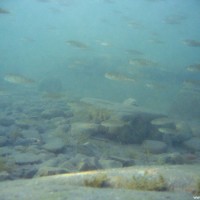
127, 173, 168, 191
84, 173, 110, 188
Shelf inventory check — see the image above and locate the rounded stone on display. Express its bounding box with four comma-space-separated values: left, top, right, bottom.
41, 109, 67, 119
99, 159, 123, 169
43, 138, 65, 153
0, 118, 14, 127
77, 157, 99, 171
142, 140, 167, 154
183, 137, 200, 151
0, 136, 7, 147
0, 171, 11, 181
36, 167, 69, 177
76, 142, 97, 156
14, 153, 43, 165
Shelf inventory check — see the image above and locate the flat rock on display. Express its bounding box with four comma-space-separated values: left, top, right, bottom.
107, 156, 135, 167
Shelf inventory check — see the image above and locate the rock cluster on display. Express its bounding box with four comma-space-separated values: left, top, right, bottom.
0, 95, 199, 181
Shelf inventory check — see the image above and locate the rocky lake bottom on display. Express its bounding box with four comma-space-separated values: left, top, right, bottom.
0, 90, 200, 199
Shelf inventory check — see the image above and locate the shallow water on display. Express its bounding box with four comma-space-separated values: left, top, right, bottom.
0, 1, 200, 195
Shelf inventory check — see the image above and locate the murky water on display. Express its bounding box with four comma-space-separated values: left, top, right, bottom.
1, 0, 199, 111
0, 0, 200, 192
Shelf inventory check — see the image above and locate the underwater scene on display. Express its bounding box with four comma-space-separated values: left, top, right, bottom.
0, 0, 200, 199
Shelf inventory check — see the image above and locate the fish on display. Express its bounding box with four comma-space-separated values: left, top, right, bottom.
66, 40, 88, 49
129, 58, 158, 67
183, 39, 200, 47
148, 38, 164, 44
151, 117, 175, 126
127, 20, 143, 29
41, 92, 66, 99
96, 40, 111, 47
101, 119, 126, 128
180, 87, 200, 95
104, 72, 135, 82
183, 79, 200, 88
145, 82, 166, 90
71, 122, 100, 134
158, 127, 178, 135
186, 64, 200, 72
163, 14, 186, 25
0, 8, 10, 14
4, 74, 35, 84
125, 49, 143, 56
37, 0, 51, 2
122, 98, 138, 106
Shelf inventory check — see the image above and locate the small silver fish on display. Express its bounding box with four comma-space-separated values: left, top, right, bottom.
129, 58, 158, 67
66, 40, 88, 49
104, 72, 135, 82
158, 127, 177, 135
183, 79, 200, 88
186, 64, 200, 72
4, 74, 35, 84
0, 8, 10, 14
183, 39, 200, 47
151, 117, 175, 126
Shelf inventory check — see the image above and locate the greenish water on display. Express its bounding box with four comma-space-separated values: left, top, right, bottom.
0, 0, 200, 114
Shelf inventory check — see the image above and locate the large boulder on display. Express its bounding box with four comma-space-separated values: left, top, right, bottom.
79, 97, 164, 144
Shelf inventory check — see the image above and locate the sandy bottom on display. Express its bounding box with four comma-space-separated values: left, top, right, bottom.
0, 164, 199, 200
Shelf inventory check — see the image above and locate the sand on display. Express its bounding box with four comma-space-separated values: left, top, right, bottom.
0, 164, 199, 200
